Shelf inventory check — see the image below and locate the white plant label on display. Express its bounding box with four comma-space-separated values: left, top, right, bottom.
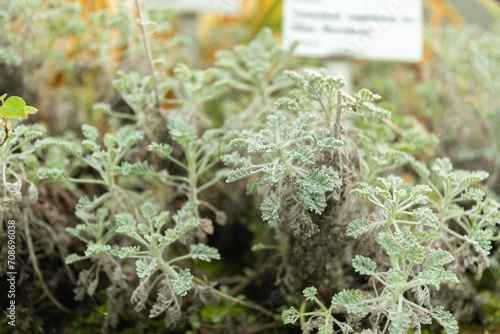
142, 0, 242, 15
283, 0, 423, 62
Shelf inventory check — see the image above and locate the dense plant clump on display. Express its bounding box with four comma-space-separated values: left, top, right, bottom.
1, 1, 500, 333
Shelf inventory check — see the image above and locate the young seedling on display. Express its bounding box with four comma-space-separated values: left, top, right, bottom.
0, 94, 38, 146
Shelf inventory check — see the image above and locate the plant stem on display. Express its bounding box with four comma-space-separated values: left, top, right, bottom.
135, 0, 161, 110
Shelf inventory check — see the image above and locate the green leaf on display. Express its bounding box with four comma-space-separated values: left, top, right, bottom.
172, 268, 193, 296
114, 161, 153, 176
266, 112, 286, 130
386, 269, 407, 289
428, 306, 459, 334
346, 219, 370, 238
82, 139, 101, 152
290, 145, 315, 164
148, 142, 173, 157
352, 255, 377, 275
351, 183, 373, 200
302, 287, 317, 301
425, 249, 454, 268
0, 96, 27, 118
118, 246, 141, 259
25, 106, 38, 114
261, 192, 280, 226
410, 160, 431, 180
85, 244, 119, 257
465, 229, 493, 256
413, 207, 440, 229
331, 289, 366, 316
376, 232, 401, 257
407, 242, 425, 264
431, 157, 453, 178
318, 323, 333, 334
115, 125, 144, 150
65, 253, 85, 265
37, 168, 68, 180
262, 163, 287, 184
354, 88, 381, 103
388, 307, 412, 334
136, 258, 158, 278
275, 97, 300, 111
81, 124, 99, 142
227, 166, 252, 183
141, 202, 157, 224
316, 137, 344, 151
292, 112, 317, 129
282, 307, 300, 324
159, 229, 178, 244
189, 244, 221, 262
168, 117, 198, 145
173, 202, 200, 235
460, 188, 485, 201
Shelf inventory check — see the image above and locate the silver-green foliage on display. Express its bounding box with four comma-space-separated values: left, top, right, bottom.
115, 201, 219, 298
413, 157, 500, 256
224, 111, 342, 228
284, 176, 460, 333
37, 124, 146, 196
276, 69, 390, 127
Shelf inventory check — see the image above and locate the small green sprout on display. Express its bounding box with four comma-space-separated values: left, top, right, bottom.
0, 94, 38, 146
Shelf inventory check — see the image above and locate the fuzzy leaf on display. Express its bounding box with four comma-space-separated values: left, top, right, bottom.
460, 188, 485, 201
318, 323, 334, 334
159, 229, 178, 244
65, 253, 85, 265
189, 244, 221, 262
386, 269, 407, 289
85, 244, 119, 257
346, 219, 370, 238
282, 307, 300, 324
118, 246, 141, 259
354, 88, 381, 103
81, 124, 99, 142
115, 161, 153, 176
290, 145, 315, 164
148, 142, 173, 157
261, 192, 280, 226
376, 232, 401, 257
115, 125, 144, 150
172, 268, 193, 296
352, 255, 377, 275
136, 258, 158, 278
227, 167, 252, 183
388, 307, 412, 334
411, 160, 431, 179
266, 112, 286, 130
331, 289, 366, 316
413, 207, 440, 229
141, 202, 157, 224
275, 97, 300, 111
316, 137, 343, 151
292, 112, 317, 129
428, 306, 459, 334
351, 183, 373, 200
302, 287, 317, 301
465, 229, 493, 256
37, 168, 68, 180
262, 163, 287, 184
